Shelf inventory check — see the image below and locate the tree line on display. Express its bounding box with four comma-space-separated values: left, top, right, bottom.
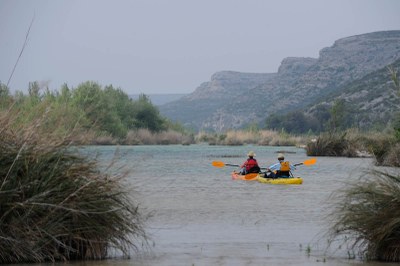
0, 81, 186, 140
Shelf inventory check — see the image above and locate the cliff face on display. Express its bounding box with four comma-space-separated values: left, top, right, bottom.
159, 31, 400, 131
307, 58, 400, 130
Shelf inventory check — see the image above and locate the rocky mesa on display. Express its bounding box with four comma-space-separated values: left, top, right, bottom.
159, 31, 400, 132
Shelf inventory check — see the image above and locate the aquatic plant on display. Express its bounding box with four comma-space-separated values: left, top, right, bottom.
328, 170, 400, 261
0, 110, 147, 263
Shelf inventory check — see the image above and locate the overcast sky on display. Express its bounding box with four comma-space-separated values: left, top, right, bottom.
0, 0, 399, 95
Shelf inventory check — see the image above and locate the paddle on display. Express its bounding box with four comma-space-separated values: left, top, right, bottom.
212, 161, 241, 168
213, 158, 317, 181
242, 173, 259, 180
212, 157, 317, 169
293, 157, 317, 167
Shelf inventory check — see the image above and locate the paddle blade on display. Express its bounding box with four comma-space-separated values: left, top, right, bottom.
244, 173, 259, 180
303, 158, 317, 166
212, 161, 225, 168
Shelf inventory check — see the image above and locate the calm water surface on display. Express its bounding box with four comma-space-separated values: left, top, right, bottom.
13, 145, 400, 266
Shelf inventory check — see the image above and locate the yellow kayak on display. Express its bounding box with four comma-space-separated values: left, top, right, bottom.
231, 172, 303, 184
256, 175, 303, 185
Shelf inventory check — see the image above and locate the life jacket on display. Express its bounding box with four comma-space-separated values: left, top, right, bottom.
245, 158, 259, 172
280, 161, 290, 171
277, 161, 290, 177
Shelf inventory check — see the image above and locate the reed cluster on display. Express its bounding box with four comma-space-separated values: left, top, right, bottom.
306, 129, 400, 165
306, 132, 358, 157
328, 170, 400, 261
0, 110, 147, 263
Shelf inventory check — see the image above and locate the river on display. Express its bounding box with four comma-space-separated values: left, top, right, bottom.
8, 144, 400, 266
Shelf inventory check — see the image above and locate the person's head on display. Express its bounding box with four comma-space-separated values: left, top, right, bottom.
247, 151, 256, 158
277, 153, 284, 161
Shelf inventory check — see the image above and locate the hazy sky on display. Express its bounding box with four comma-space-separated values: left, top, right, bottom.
0, 0, 399, 94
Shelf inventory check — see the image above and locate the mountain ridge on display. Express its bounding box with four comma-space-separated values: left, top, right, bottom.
159, 30, 400, 131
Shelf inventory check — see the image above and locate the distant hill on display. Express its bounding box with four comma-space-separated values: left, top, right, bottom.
159, 30, 400, 132
130, 93, 186, 106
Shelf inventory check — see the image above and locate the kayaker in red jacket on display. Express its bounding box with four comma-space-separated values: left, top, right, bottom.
239, 151, 260, 174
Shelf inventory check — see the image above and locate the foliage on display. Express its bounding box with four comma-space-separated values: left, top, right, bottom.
130, 94, 166, 132
194, 129, 308, 147
0, 81, 176, 141
265, 60, 400, 135
265, 111, 321, 134
265, 99, 359, 134
0, 108, 147, 263
328, 170, 400, 261
0, 82, 11, 108
328, 99, 351, 132
389, 66, 400, 141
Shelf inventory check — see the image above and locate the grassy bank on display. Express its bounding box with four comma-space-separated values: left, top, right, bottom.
195, 129, 309, 146
0, 109, 147, 263
306, 129, 400, 166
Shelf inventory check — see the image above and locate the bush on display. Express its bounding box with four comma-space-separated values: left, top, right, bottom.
306, 132, 358, 157
383, 143, 400, 167
361, 132, 397, 165
0, 111, 147, 263
328, 170, 400, 261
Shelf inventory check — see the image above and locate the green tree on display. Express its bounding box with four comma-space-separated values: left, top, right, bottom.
104, 85, 136, 130
131, 94, 166, 132
312, 104, 331, 131
265, 111, 320, 134
71, 81, 126, 138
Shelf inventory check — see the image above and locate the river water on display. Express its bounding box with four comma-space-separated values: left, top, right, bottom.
9, 145, 400, 266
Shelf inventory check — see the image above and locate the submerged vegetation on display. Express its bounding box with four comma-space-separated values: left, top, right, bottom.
328, 170, 400, 261
0, 101, 147, 263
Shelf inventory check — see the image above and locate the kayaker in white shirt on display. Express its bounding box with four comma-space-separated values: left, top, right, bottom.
265, 153, 296, 178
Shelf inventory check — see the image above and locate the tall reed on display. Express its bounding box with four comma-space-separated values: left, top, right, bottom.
0, 106, 147, 263
328, 170, 400, 261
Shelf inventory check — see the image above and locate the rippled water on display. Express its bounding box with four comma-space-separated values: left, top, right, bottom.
9, 145, 400, 266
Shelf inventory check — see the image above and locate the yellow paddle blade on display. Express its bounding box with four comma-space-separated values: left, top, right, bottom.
212, 161, 225, 168
303, 158, 317, 166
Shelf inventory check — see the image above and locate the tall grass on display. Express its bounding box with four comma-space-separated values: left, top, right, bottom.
306, 132, 358, 157
0, 106, 147, 263
328, 170, 400, 261
124, 128, 193, 145
306, 129, 399, 162
195, 129, 308, 146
